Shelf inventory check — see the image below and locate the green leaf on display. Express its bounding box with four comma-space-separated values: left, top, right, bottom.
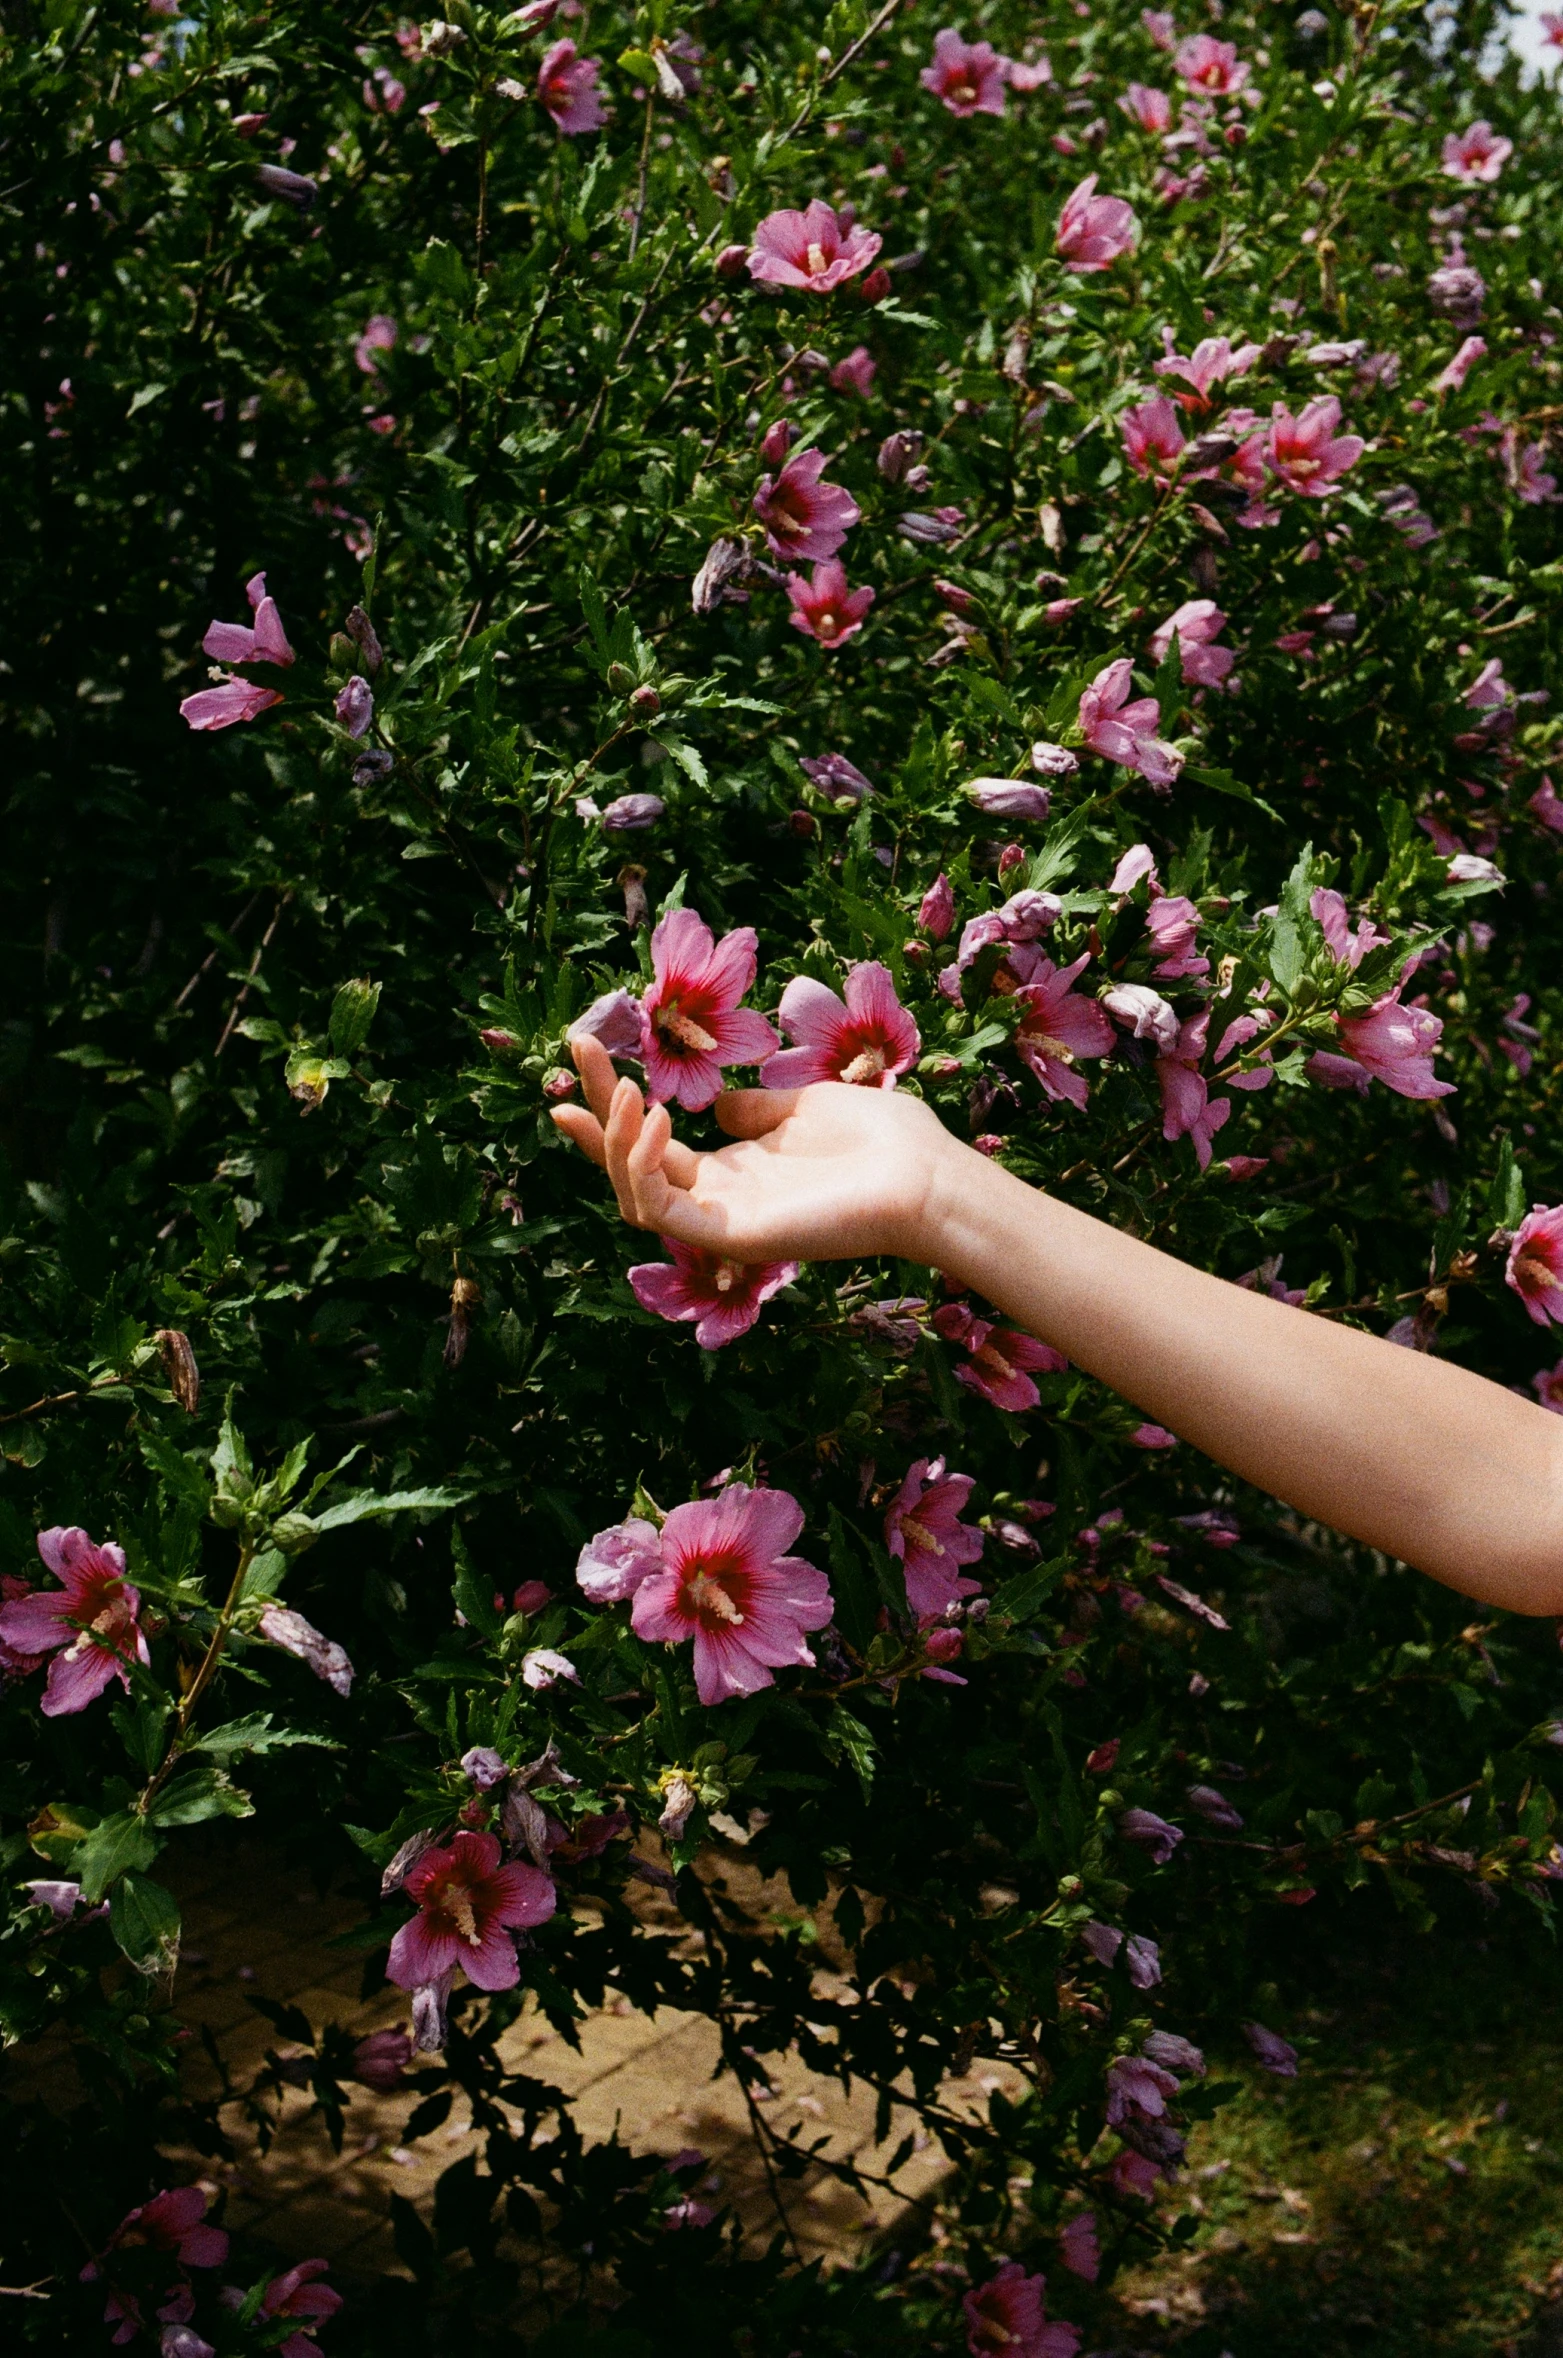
193, 1713, 337, 1759
990, 1550, 1067, 1625
329, 977, 382, 1058
825, 1705, 878, 1800
109, 1872, 181, 1972
147, 1767, 255, 1827
127, 382, 167, 417
310, 1485, 470, 1532
76, 1810, 158, 1903
1185, 763, 1281, 822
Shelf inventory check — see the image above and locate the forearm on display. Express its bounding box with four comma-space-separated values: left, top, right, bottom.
920, 1150, 1563, 1614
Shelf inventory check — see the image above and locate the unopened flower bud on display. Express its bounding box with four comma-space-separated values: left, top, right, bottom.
480, 1027, 520, 1051
715, 242, 748, 278
789, 808, 817, 839
902, 938, 928, 964
620, 866, 650, 929
918, 871, 955, 941
966, 779, 1051, 820
270, 1512, 320, 1555
328, 631, 356, 674
606, 660, 636, 693
997, 842, 1025, 881
344, 604, 384, 674
154, 1328, 200, 1415
601, 792, 664, 832
256, 162, 318, 208
759, 418, 795, 465
334, 675, 374, 739
543, 1068, 577, 1100
1031, 740, 1080, 778
628, 683, 662, 718
859, 265, 892, 303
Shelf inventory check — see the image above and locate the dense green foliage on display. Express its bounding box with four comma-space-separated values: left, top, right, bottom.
4, 0, 1563, 2349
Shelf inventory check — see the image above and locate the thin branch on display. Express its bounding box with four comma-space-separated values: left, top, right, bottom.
215, 894, 290, 1056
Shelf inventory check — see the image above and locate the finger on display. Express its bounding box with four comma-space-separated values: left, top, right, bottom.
604, 1076, 648, 1225
572, 1034, 621, 1127
660, 1133, 704, 1190
550, 1105, 607, 1168
626, 1101, 679, 1232
714, 1086, 804, 1140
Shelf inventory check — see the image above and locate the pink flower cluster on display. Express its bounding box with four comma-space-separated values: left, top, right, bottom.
577, 1485, 832, 1705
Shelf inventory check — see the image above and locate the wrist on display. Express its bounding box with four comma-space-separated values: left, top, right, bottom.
900, 1128, 1018, 1279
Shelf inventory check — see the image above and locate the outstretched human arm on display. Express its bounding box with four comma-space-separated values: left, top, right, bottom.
554, 1038, 1563, 1616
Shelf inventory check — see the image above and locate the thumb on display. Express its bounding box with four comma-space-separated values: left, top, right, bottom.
714, 1086, 803, 1139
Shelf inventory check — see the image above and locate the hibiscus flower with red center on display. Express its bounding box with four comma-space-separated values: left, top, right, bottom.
386, 1829, 556, 1995
785, 559, 875, 649
764, 962, 920, 1090
639, 907, 781, 1111
630, 1237, 799, 1350
0, 1525, 150, 1717
752, 448, 861, 563
883, 1457, 986, 1621
630, 1484, 833, 1706
934, 1303, 1066, 1413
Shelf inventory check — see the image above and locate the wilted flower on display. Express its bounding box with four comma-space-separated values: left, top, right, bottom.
934, 1301, 1068, 1411
883, 1457, 985, 1620
747, 200, 883, 291
1056, 175, 1137, 270
334, 675, 373, 738
1106, 2052, 1181, 2122
351, 2028, 413, 2089
256, 1604, 354, 1698
962, 2262, 1079, 2358
629, 1483, 833, 1707
1174, 33, 1249, 92
1103, 983, 1180, 1054
1427, 260, 1486, 325
1118, 1806, 1184, 1864
765, 962, 920, 1090
659, 1771, 699, 1839
1082, 1920, 1162, 1988
537, 39, 605, 134
897, 505, 965, 544
1433, 334, 1487, 394
1188, 1782, 1244, 1829
1508, 1206, 1563, 1326
921, 27, 1009, 117
461, 1746, 509, 1791
640, 906, 780, 1111
1014, 953, 1115, 1107
1442, 119, 1512, 182
691, 534, 751, 615
569, 987, 645, 1062
576, 1517, 665, 1602
0, 1526, 149, 1717
386, 1829, 556, 1994
876, 429, 928, 484
800, 751, 873, 802
1243, 2020, 1300, 2075
753, 447, 861, 562
1031, 740, 1081, 779
966, 779, 1052, 820
785, 558, 875, 648
630, 1238, 799, 1349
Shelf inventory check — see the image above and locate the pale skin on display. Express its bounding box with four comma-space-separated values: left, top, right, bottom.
554, 1036, 1563, 1617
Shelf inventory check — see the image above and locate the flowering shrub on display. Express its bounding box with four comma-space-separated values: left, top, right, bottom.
6, 0, 1563, 2350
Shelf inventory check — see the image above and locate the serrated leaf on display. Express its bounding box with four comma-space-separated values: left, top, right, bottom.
110, 1872, 181, 1972
76, 1810, 158, 1903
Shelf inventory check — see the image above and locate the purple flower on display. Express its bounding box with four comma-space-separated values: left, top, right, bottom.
569, 988, 645, 1062
800, 752, 874, 803
257, 1603, 354, 1697
1082, 1920, 1162, 1987
1119, 1806, 1183, 1864
600, 793, 665, 832
335, 675, 374, 738
1187, 1782, 1244, 1830
966, 779, 1052, 820
1143, 2030, 1205, 2076
1243, 2020, 1299, 2076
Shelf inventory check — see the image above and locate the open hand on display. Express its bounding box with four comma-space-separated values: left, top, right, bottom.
551, 1035, 961, 1268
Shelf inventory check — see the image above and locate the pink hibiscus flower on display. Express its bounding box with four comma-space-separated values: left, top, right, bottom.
1013, 951, 1115, 1108
747, 200, 883, 291
99, 2186, 229, 2271
576, 1516, 665, 1603
963, 2261, 1081, 2358
629, 1238, 799, 1350
785, 558, 875, 648
1533, 1359, 1563, 1412
537, 39, 606, 134
1310, 886, 1388, 970
1174, 33, 1249, 92
921, 27, 1008, 117
640, 906, 781, 1111
1333, 991, 1455, 1100
0, 1526, 149, 1716
200, 570, 295, 668
1147, 598, 1233, 689
629, 1484, 833, 1707
1157, 1011, 1231, 1170
829, 345, 877, 396
1119, 82, 1172, 131
1508, 1207, 1563, 1326
1056, 175, 1137, 270
1266, 397, 1364, 498
179, 675, 285, 731
1442, 119, 1512, 183
883, 1457, 986, 1620
1058, 2210, 1101, 2283
1146, 894, 1209, 982
1121, 394, 1186, 480
934, 1302, 1067, 1413
1433, 334, 1487, 394
763, 962, 920, 1089
1079, 659, 1183, 786
386, 1829, 557, 1994
752, 447, 861, 562
1154, 333, 1262, 404
353, 313, 398, 375
244, 2260, 343, 2358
